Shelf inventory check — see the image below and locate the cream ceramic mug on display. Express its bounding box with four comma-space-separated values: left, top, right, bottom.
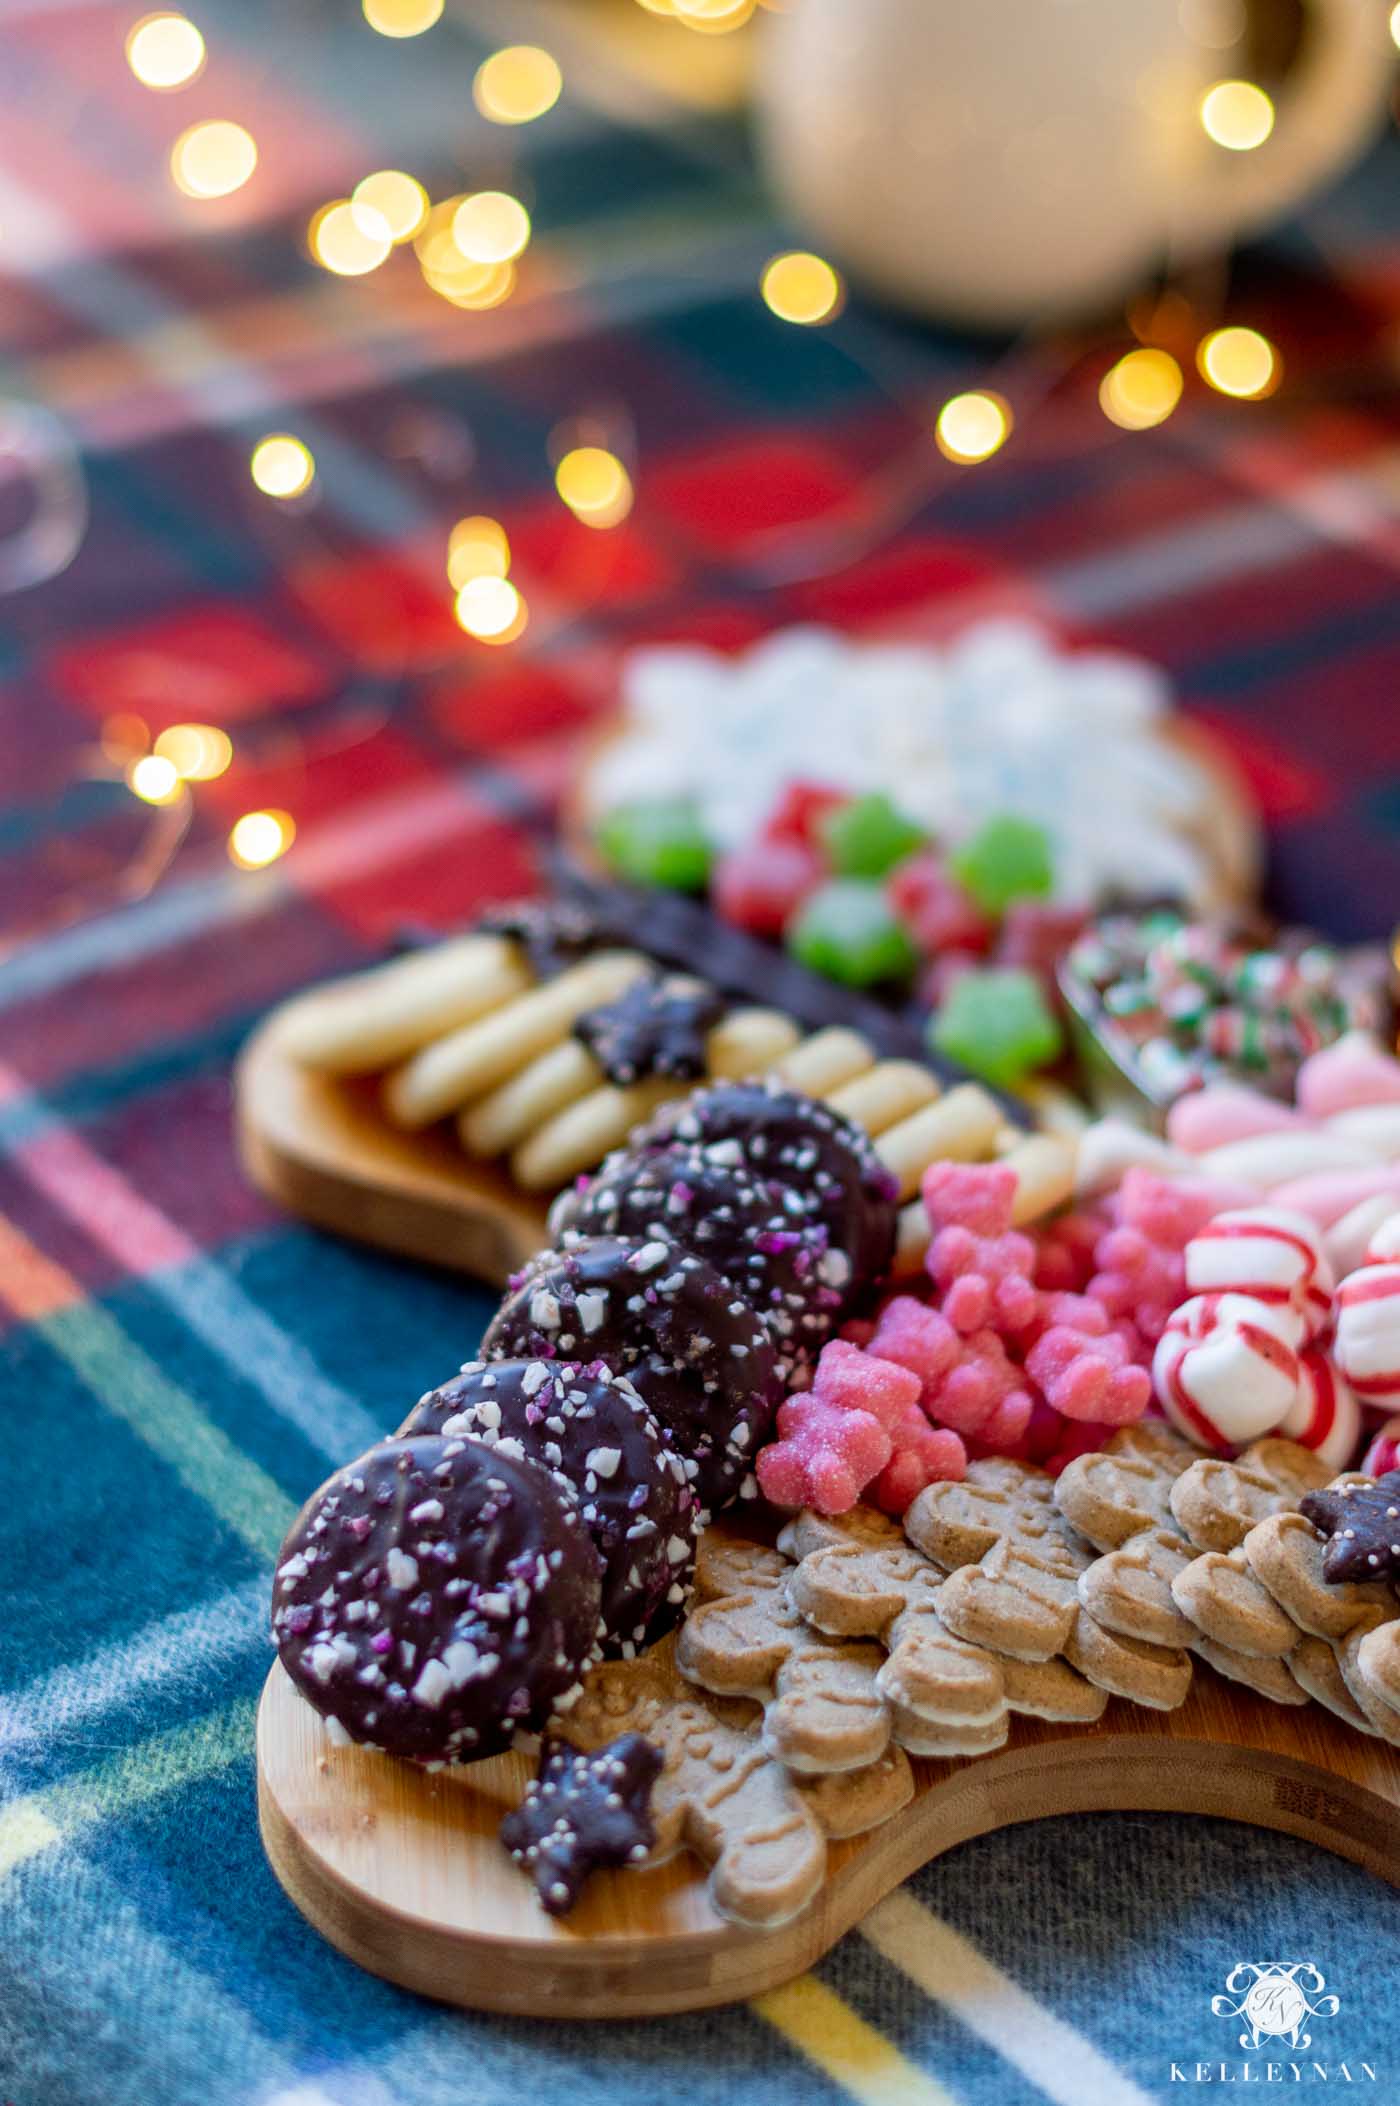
757, 0, 1394, 327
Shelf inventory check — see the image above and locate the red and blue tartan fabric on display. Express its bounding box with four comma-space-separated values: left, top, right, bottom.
1, 4, 1398, 2103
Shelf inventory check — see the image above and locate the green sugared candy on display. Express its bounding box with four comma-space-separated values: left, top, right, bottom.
787, 880, 919, 987
949, 814, 1054, 916
595, 798, 712, 892
820, 792, 926, 879
930, 967, 1064, 1088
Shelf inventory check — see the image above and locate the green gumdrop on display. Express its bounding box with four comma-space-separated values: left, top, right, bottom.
787, 880, 919, 987
930, 967, 1064, 1088
595, 799, 712, 892
949, 814, 1054, 915
819, 791, 926, 879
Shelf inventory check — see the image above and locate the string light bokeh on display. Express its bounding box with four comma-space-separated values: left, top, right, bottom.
3, 0, 1393, 953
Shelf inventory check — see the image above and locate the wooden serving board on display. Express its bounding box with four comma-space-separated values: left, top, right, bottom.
236, 1012, 549, 1288
258, 1658, 1400, 2019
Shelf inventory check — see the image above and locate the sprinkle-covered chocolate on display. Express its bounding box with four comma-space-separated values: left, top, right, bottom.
1300, 1470, 1400, 1584
572, 972, 726, 1086
551, 1145, 848, 1369
271, 1435, 602, 1763
482, 1235, 780, 1515
474, 898, 613, 981
630, 1077, 899, 1293
400, 1358, 698, 1656
499, 1731, 663, 1915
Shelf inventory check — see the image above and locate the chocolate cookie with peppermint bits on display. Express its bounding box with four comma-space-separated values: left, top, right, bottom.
271, 1435, 602, 1763
629, 1078, 899, 1294
481, 1235, 780, 1516
400, 1359, 698, 1656
550, 1145, 847, 1371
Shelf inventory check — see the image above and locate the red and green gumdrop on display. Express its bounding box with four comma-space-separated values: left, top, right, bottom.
930, 966, 1064, 1087
820, 792, 927, 880
713, 837, 822, 938
949, 814, 1054, 916
787, 880, 919, 987
595, 799, 713, 892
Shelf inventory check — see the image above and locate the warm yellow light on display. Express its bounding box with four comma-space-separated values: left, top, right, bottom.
454, 575, 527, 642
229, 809, 295, 869
153, 722, 233, 781
250, 434, 316, 499
935, 390, 1012, 464
170, 119, 257, 198
447, 516, 511, 587
555, 446, 634, 528
128, 754, 182, 805
126, 12, 205, 89
451, 191, 531, 265
1199, 79, 1275, 151
1392, 0, 1400, 50
310, 198, 392, 276
473, 46, 563, 125
634, 0, 677, 11
351, 169, 427, 243
673, 0, 756, 29
425, 259, 516, 309
1099, 347, 1184, 431
362, 0, 442, 35
760, 251, 842, 326
1197, 325, 1279, 399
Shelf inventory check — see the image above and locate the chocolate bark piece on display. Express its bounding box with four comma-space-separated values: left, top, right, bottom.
483, 1235, 779, 1515
1300, 1471, 1400, 1584
631, 1077, 899, 1293
473, 897, 617, 980
401, 1358, 697, 1656
499, 1731, 663, 1915
573, 973, 726, 1086
551, 1144, 848, 1366
271, 1435, 602, 1763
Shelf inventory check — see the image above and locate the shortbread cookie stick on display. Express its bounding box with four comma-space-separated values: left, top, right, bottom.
510, 1009, 801, 1190
277, 936, 531, 1075
827, 1062, 941, 1138
876, 1085, 1005, 1202
768, 1028, 876, 1096
385, 951, 649, 1128
461, 1039, 604, 1158
890, 1127, 1078, 1275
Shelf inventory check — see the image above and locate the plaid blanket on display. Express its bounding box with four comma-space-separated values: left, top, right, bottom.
2, 4, 1398, 2102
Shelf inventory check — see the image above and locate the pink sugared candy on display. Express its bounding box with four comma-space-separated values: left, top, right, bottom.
1296, 1033, 1400, 1119
762, 779, 848, 848
866, 1295, 960, 1399
1361, 1413, 1400, 1477
755, 1391, 892, 1513
1025, 1319, 1151, 1425
1332, 1260, 1400, 1403
887, 851, 991, 957
922, 1160, 1039, 1336
1033, 1210, 1103, 1294
871, 1407, 966, 1516
1279, 1346, 1362, 1472
927, 1326, 1035, 1445
1152, 1292, 1301, 1451
712, 836, 823, 939
1183, 1205, 1333, 1343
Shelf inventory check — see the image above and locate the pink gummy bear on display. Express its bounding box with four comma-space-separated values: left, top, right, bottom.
871, 1405, 967, 1516
754, 1339, 920, 1513
929, 1326, 1034, 1444
866, 1295, 961, 1402
1033, 1211, 1104, 1295
1024, 1321, 1151, 1425
922, 1161, 1040, 1336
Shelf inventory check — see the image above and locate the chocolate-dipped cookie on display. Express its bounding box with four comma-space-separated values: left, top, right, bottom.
400, 1358, 698, 1655
550, 1146, 846, 1368
271, 1435, 602, 1763
482, 1235, 779, 1515
573, 973, 725, 1086
630, 1078, 898, 1292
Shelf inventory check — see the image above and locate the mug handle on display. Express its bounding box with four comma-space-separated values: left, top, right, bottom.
1176, 0, 1394, 250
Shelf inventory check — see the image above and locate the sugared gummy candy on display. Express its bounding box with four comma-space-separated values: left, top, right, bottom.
820, 792, 926, 880
596, 798, 712, 891
713, 836, 822, 938
787, 879, 919, 987
930, 966, 1063, 1088
949, 814, 1054, 916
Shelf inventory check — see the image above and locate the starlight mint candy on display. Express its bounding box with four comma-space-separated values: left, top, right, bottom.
1333, 1259, 1400, 1402
1279, 1347, 1363, 1473
1183, 1205, 1334, 1344
1152, 1294, 1302, 1451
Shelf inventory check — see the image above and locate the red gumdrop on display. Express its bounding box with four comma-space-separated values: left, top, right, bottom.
762, 779, 848, 849
888, 851, 992, 958
712, 836, 823, 939
993, 900, 1089, 989
917, 950, 983, 1012
812, 1337, 922, 1429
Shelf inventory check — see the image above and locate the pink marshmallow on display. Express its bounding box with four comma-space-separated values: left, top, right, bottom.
1296, 1034, 1400, 1119
1167, 1086, 1308, 1154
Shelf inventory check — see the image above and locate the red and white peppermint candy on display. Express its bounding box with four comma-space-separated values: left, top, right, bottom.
1361, 1412, 1400, 1478
1152, 1292, 1301, 1452
1183, 1206, 1333, 1344
1279, 1345, 1361, 1472
1363, 1211, 1400, 1268
1333, 1260, 1400, 1401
